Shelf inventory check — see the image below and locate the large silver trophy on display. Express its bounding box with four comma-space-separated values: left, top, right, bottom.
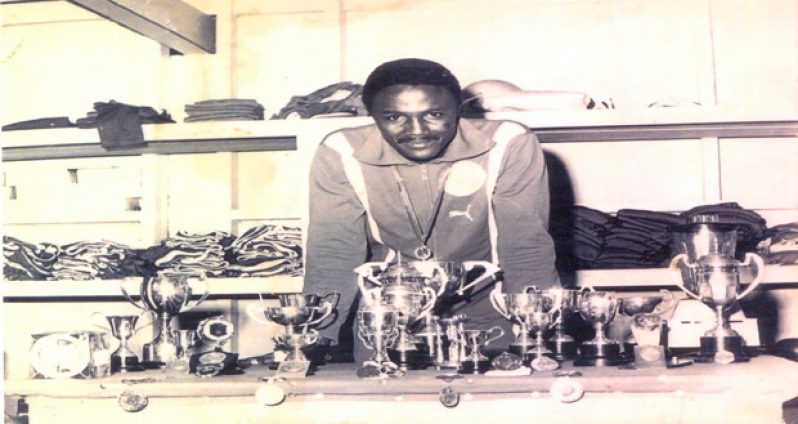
574, 288, 625, 366
248, 293, 336, 378
121, 270, 208, 368
356, 304, 402, 379
670, 216, 765, 364
617, 290, 676, 368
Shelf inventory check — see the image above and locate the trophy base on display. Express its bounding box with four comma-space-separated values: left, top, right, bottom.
275, 360, 311, 378
695, 336, 750, 363
388, 349, 426, 371
547, 339, 577, 361
574, 343, 627, 367
112, 356, 145, 373
623, 345, 668, 369
460, 360, 490, 374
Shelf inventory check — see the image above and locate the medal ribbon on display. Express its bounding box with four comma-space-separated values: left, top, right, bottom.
391, 165, 452, 260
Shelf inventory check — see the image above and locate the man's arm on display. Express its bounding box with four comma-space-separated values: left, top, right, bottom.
492, 130, 561, 292
305, 142, 369, 344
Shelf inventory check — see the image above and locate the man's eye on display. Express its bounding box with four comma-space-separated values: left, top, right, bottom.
383, 115, 401, 121
427, 111, 445, 119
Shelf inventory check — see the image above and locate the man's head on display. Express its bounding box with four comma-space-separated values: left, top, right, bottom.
362, 58, 461, 162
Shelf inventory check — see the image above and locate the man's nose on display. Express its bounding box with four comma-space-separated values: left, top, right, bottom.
407, 117, 427, 134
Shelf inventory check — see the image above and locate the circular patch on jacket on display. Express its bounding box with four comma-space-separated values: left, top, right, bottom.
445, 161, 486, 197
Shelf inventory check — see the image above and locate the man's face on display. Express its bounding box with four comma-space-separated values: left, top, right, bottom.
371, 84, 459, 162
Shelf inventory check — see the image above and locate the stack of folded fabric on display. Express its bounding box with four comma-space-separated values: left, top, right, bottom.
184, 99, 265, 122
141, 231, 234, 277
757, 222, 798, 265
551, 203, 767, 270
50, 240, 139, 280
224, 224, 303, 277
2, 236, 59, 280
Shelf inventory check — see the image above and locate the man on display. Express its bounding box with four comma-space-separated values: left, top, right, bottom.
304, 58, 560, 361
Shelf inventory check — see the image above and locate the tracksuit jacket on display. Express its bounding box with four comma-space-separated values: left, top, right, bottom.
305, 118, 560, 344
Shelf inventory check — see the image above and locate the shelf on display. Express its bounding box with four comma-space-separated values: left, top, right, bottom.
2, 109, 796, 161
572, 264, 798, 288
3, 265, 796, 299
1, 275, 303, 299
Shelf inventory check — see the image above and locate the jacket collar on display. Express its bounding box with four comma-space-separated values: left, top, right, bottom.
353, 119, 495, 166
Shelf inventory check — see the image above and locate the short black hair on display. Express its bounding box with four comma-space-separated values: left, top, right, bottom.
361, 58, 462, 114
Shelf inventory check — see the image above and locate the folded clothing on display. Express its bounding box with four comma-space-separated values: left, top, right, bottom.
184, 99, 264, 122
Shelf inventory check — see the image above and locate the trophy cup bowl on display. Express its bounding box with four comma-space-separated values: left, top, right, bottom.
357, 305, 402, 378
121, 271, 208, 367
544, 288, 581, 360
574, 289, 624, 366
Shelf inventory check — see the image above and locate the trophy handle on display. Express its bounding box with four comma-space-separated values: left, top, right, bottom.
669, 254, 701, 300
417, 287, 438, 320
134, 311, 157, 334
737, 253, 765, 300
303, 328, 320, 345
484, 326, 505, 345
320, 291, 341, 309
523, 285, 540, 293
305, 302, 334, 327
457, 261, 501, 295
654, 290, 677, 317
119, 276, 147, 310
579, 286, 595, 293
246, 304, 273, 326
355, 262, 386, 300
357, 328, 374, 350
182, 272, 210, 312
489, 283, 511, 319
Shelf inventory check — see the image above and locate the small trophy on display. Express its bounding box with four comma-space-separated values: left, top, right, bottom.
544, 288, 581, 361
527, 289, 560, 371
617, 290, 676, 368
357, 304, 402, 378
91, 312, 152, 373
247, 293, 334, 378
490, 284, 540, 359
462, 326, 504, 374
574, 288, 625, 366
121, 270, 209, 368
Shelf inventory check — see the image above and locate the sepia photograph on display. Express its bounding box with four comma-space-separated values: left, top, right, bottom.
1, 0, 797, 422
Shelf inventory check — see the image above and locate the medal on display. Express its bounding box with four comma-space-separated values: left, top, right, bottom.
392, 166, 453, 260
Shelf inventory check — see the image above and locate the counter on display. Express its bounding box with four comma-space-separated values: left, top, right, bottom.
6, 355, 797, 424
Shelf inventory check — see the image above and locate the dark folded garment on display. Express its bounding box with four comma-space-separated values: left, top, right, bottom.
616, 208, 686, 226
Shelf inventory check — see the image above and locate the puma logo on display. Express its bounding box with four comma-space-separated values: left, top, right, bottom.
449, 204, 474, 222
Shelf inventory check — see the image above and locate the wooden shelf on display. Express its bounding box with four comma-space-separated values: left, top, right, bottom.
3, 265, 796, 299
2, 275, 303, 299
2, 109, 796, 161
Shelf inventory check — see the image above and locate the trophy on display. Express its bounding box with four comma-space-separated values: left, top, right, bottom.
462, 326, 504, 374
121, 270, 209, 368
91, 312, 153, 373
247, 293, 335, 378
617, 290, 676, 368
574, 288, 625, 366
671, 253, 764, 364
356, 304, 402, 378
670, 215, 765, 364
526, 289, 560, 371
490, 284, 541, 359
544, 288, 581, 361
